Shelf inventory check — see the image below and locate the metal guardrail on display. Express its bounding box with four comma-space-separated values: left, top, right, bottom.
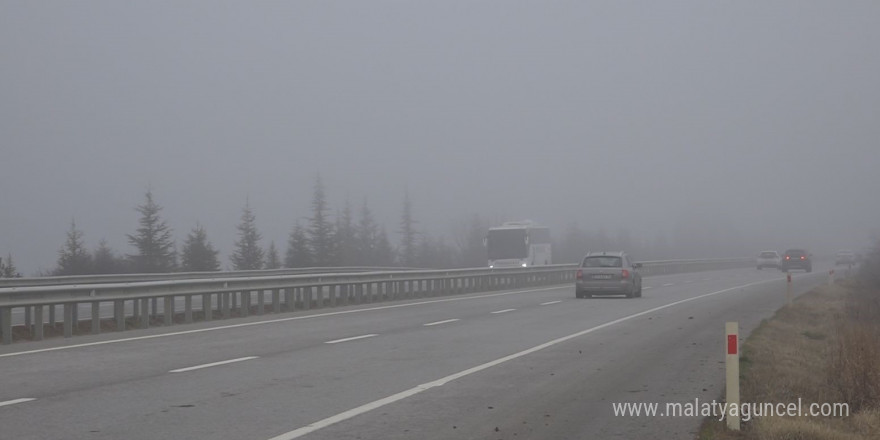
0, 258, 751, 344
0, 266, 424, 288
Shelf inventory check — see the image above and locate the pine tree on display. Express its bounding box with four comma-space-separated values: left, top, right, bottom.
265, 241, 281, 269
354, 198, 378, 265
0, 254, 22, 278
181, 223, 221, 272
286, 222, 313, 268
308, 175, 336, 266
230, 200, 265, 270
335, 199, 356, 266
374, 226, 395, 267
126, 190, 176, 273
55, 219, 93, 275
397, 190, 418, 266
93, 239, 125, 274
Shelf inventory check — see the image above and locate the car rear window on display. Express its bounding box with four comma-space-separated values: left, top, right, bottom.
760, 252, 777, 258
785, 250, 805, 257
582, 256, 622, 268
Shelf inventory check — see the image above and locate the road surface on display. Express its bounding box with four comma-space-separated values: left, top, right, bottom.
0, 265, 829, 439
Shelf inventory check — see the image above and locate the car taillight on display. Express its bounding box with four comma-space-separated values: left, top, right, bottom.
785, 256, 790, 260
800, 256, 805, 260
576, 269, 583, 280
621, 269, 630, 279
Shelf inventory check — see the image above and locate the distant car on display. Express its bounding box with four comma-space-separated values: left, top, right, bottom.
575, 251, 643, 298
835, 250, 856, 266
756, 251, 781, 270
780, 249, 812, 272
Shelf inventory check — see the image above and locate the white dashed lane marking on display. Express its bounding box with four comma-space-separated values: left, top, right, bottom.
0, 398, 36, 408
325, 334, 378, 344
169, 356, 259, 373
423, 319, 460, 327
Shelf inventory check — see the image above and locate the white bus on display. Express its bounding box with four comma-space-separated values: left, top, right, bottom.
486, 221, 552, 268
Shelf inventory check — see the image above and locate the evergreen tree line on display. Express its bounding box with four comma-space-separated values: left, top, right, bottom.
46, 176, 492, 276
26, 176, 726, 278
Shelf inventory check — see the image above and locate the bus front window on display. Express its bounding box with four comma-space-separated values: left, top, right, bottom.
487, 229, 528, 260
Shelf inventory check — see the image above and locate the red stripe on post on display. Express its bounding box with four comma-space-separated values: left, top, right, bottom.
727, 335, 738, 355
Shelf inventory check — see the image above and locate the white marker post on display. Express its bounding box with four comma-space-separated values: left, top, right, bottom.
786, 272, 793, 306
828, 269, 835, 286
726, 322, 740, 431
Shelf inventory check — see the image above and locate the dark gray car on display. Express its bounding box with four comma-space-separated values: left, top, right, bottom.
575, 251, 643, 298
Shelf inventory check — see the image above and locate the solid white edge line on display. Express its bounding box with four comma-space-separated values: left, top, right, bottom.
423, 319, 460, 327
324, 334, 378, 344
662, 283, 674, 287
169, 356, 259, 373
0, 286, 560, 359
266, 277, 782, 440
0, 398, 36, 408
490, 309, 516, 314
539, 301, 562, 306
642, 286, 653, 290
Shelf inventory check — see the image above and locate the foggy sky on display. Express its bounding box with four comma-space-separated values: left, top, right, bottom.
2, 1, 880, 274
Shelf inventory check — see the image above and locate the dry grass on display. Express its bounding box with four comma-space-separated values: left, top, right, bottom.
697, 283, 880, 440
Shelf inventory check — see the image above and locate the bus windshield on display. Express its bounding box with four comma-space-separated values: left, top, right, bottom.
487, 229, 528, 260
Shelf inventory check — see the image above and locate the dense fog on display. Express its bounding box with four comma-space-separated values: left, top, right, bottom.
2, 2, 879, 275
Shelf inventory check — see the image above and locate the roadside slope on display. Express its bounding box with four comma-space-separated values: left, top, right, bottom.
699, 281, 880, 440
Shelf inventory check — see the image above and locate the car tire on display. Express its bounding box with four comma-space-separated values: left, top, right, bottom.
636, 282, 643, 297
575, 289, 583, 299
807, 266, 812, 273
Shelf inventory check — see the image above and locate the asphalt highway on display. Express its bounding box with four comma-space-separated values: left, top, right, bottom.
0, 265, 830, 439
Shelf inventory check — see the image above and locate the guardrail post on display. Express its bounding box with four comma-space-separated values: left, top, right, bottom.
63, 303, 74, 337
71, 304, 78, 331
114, 300, 125, 330
34, 305, 44, 340
91, 302, 101, 334
241, 291, 250, 317
257, 289, 265, 314
222, 292, 231, 318
204, 294, 213, 321
164, 296, 174, 325
132, 300, 139, 322
185, 295, 193, 323
151, 297, 158, 320
272, 289, 281, 313
24, 306, 31, 334
140, 298, 150, 328
304, 287, 312, 310
282, 288, 291, 311
1, 307, 11, 344
49, 304, 56, 327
